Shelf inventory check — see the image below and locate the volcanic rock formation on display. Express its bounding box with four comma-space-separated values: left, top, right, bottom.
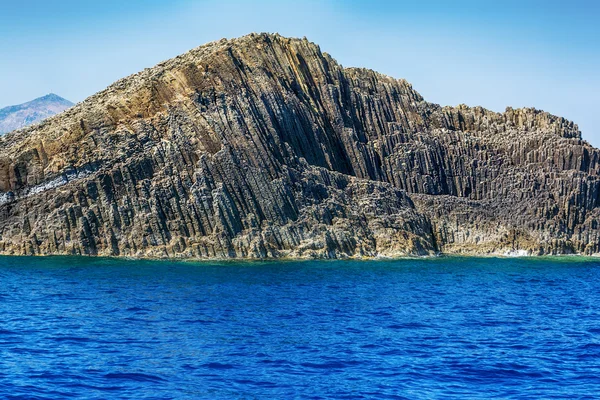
0, 33, 598, 258
0, 94, 73, 135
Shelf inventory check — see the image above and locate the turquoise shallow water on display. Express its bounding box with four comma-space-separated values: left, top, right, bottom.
1, 256, 600, 399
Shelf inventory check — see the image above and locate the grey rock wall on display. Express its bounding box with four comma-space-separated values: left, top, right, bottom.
0, 33, 597, 258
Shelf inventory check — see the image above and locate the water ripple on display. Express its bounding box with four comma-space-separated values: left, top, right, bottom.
0, 256, 599, 398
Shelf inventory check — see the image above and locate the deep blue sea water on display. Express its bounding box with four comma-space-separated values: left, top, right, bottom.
1, 256, 600, 399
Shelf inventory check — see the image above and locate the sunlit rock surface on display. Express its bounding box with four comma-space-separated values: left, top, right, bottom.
0, 33, 598, 258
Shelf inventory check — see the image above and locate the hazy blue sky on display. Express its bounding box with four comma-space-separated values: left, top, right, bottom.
1, 0, 598, 144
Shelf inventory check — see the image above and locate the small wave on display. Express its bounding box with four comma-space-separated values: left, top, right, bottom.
233, 379, 277, 387
202, 363, 236, 370
182, 319, 216, 325
103, 372, 165, 383
125, 307, 150, 312
387, 322, 430, 330
300, 360, 362, 370
51, 336, 94, 343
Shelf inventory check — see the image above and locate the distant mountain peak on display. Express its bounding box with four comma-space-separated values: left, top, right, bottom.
0, 93, 74, 135
38, 93, 69, 101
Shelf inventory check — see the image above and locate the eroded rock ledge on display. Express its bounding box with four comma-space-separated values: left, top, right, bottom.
0, 33, 598, 258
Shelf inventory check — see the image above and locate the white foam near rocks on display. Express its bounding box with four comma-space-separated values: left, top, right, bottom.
503, 249, 530, 257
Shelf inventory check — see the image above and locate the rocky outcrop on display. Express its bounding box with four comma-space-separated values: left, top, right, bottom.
0, 94, 73, 135
0, 33, 598, 258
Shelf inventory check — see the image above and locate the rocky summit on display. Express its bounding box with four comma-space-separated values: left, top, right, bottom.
0, 94, 73, 135
0, 33, 598, 258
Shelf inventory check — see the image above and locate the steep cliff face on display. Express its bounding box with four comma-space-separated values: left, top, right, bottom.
0, 94, 73, 135
0, 33, 598, 258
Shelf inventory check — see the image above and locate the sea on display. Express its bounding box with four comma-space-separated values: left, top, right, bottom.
1, 256, 599, 399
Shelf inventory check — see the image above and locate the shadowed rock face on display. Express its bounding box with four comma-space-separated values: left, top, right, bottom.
0, 94, 73, 135
0, 33, 598, 258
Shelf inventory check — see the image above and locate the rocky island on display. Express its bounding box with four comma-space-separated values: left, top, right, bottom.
0, 33, 598, 258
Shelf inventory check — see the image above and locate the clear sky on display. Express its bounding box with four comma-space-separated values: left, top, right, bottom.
1, 0, 598, 145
